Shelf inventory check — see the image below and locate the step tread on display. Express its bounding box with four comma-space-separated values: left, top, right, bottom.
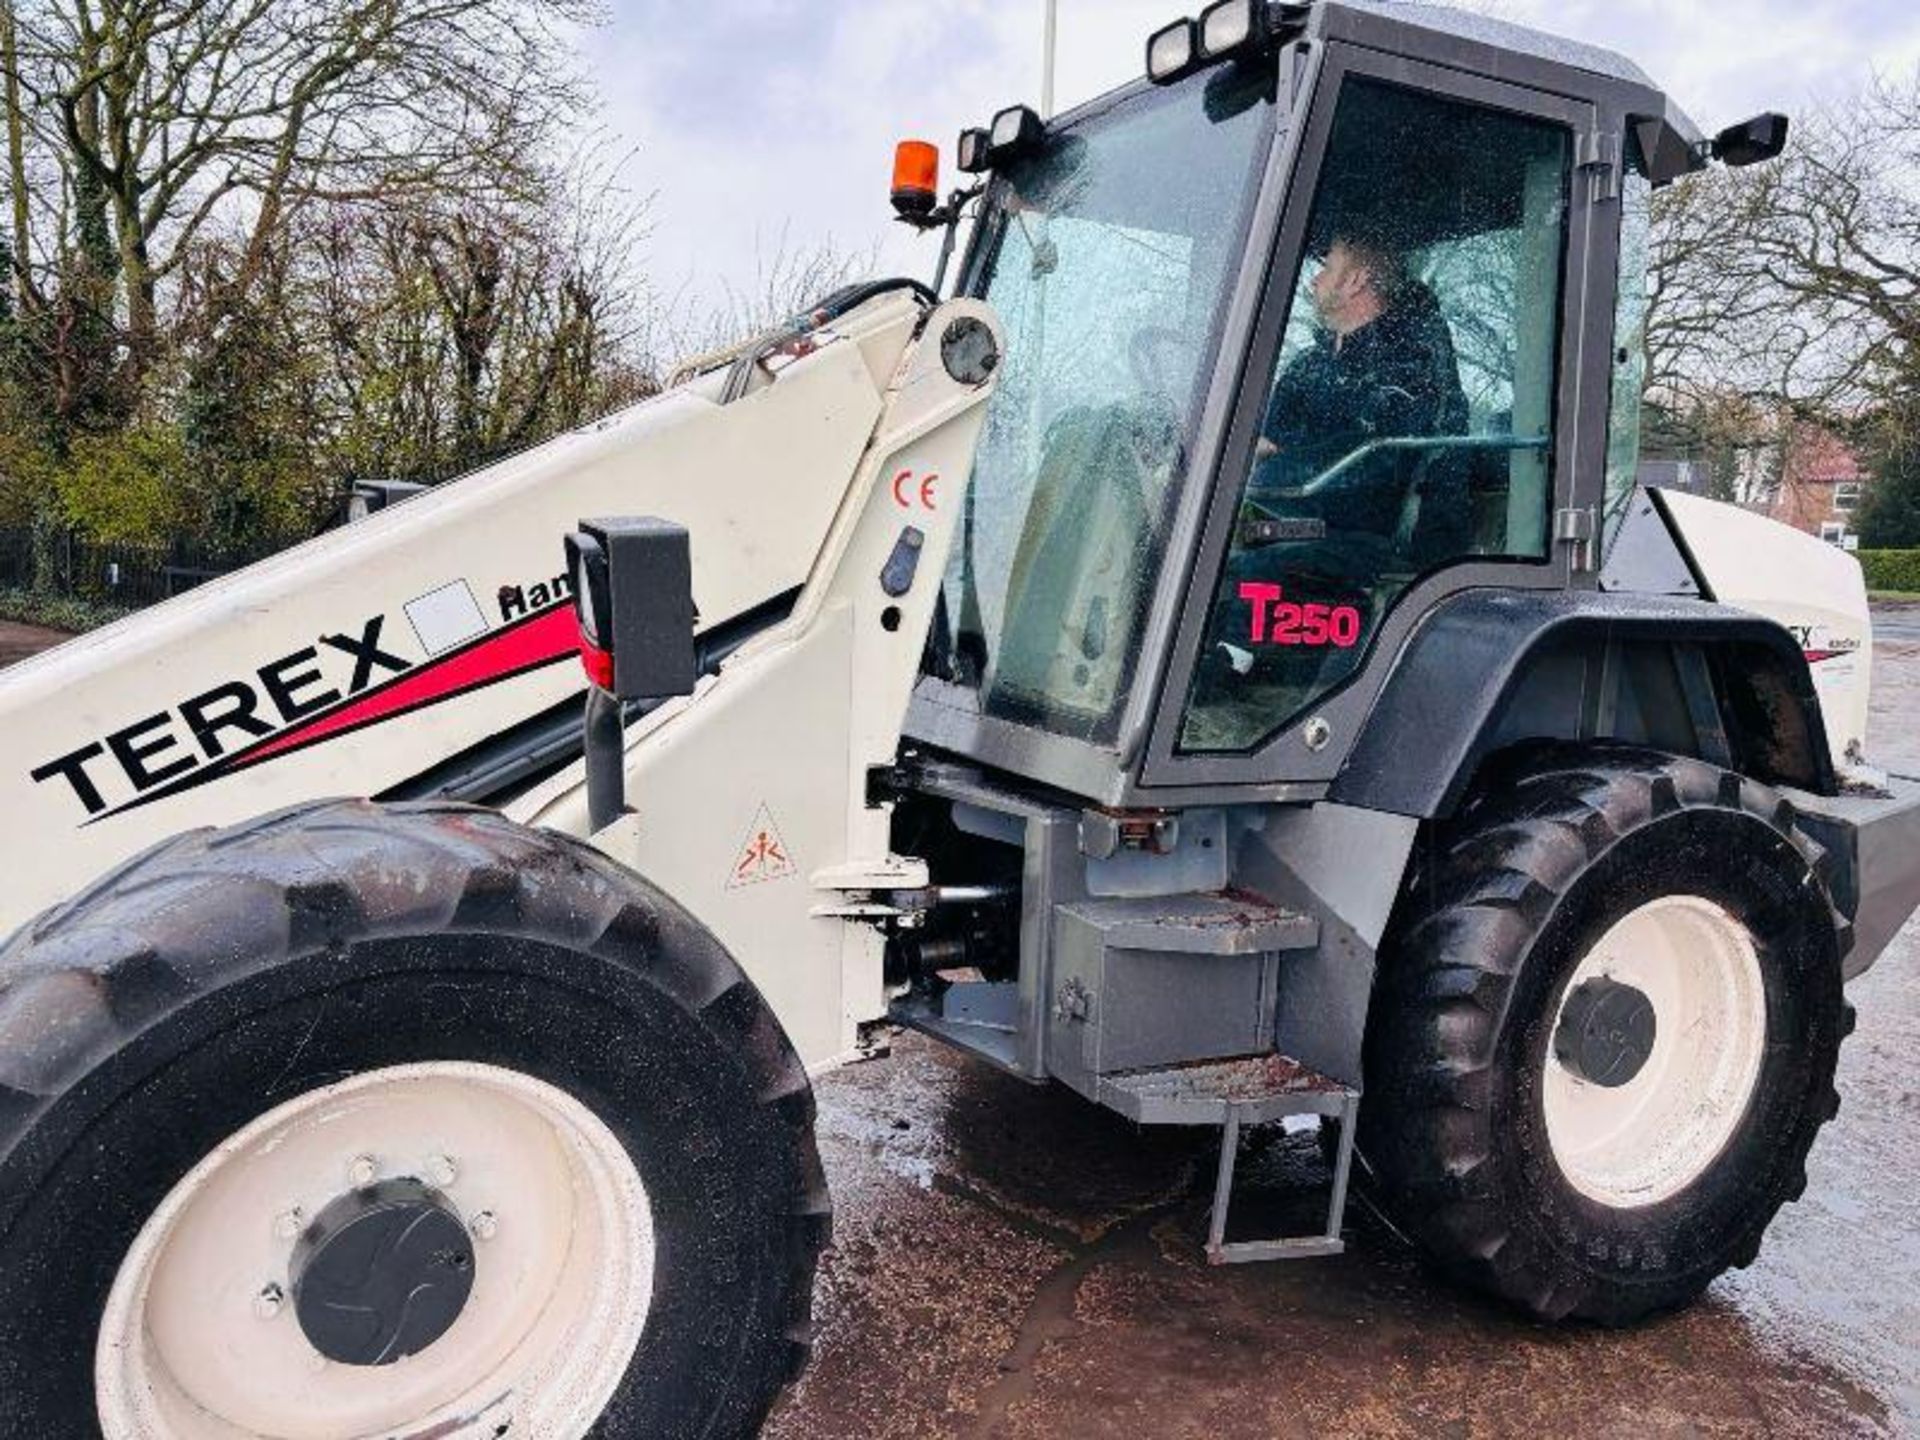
1059, 891, 1318, 956
1099, 1052, 1354, 1126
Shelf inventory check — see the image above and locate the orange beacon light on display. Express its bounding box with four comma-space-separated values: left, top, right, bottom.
891, 139, 940, 220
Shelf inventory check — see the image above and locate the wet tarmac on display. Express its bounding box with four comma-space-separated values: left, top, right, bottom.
0, 619, 70, 670
769, 612, 1920, 1439
1873, 603, 1920, 648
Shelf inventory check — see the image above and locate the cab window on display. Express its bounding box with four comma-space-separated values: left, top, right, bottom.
934, 68, 1275, 744
1604, 160, 1652, 553
1181, 78, 1571, 753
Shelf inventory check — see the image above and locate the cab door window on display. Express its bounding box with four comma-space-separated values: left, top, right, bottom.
1181, 78, 1571, 753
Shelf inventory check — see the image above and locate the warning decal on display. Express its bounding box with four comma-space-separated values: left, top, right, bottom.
728, 803, 798, 889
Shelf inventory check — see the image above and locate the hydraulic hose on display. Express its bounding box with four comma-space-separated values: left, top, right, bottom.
721, 278, 940, 403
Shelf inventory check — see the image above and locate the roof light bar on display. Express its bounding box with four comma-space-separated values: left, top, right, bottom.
1146, 18, 1199, 84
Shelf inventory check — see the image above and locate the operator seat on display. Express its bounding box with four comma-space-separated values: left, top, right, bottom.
990, 403, 1175, 727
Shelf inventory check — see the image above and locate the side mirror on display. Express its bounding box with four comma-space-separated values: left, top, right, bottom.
1711, 112, 1789, 168
565, 517, 698, 702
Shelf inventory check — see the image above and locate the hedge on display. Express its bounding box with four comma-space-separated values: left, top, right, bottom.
1858, 549, 1920, 596
0, 587, 132, 635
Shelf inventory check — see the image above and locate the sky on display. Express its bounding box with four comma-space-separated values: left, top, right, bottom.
587, 0, 1920, 329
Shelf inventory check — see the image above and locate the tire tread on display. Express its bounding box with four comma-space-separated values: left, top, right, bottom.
0, 798, 829, 1424
1362, 744, 1848, 1324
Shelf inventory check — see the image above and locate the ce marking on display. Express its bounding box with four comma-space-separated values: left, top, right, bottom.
890, 469, 940, 511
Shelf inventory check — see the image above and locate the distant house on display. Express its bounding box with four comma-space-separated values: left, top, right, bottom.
1768, 426, 1868, 549
1636, 458, 1711, 496
1636, 409, 1870, 546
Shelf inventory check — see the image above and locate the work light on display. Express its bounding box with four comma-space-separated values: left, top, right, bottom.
988, 104, 1044, 158
956, 127, 993, 174
1146, 18, 1199, 83
1198, 0, 1258, 57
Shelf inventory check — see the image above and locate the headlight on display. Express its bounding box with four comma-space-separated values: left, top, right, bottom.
567, 532, 608, 650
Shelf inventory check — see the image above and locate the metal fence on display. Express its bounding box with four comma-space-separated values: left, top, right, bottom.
0, 528, 283, 609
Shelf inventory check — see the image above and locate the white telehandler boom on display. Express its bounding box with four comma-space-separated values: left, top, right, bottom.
0, 285, 994, 1071
2, 4, 1918, 1437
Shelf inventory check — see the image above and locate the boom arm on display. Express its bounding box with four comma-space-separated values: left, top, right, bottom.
0, 291, 996, 976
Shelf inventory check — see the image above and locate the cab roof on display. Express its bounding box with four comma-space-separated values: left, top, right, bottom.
1329, 1, 1658, 91
1315, 0, 1707, 178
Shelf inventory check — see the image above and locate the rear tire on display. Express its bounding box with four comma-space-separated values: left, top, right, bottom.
1359, 747, 1848, 1324
0, 799, 829, 1438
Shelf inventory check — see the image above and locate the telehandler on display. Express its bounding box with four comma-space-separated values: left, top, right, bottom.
3, 2, 1918, 1435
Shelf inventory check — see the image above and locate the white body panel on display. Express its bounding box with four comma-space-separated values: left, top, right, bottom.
0, 297, 928, 940
514, 301, 1003, 1069
1657, 489, 1874, 768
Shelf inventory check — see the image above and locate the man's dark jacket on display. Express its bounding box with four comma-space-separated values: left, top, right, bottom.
1254, 284, 1470, 539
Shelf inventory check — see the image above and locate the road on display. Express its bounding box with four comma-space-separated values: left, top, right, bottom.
0, 619, 72, 670
769, 611, 1920, 1439
1873, 604, 1920, 646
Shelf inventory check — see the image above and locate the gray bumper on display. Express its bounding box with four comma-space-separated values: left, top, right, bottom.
1789, 774, 1920, 982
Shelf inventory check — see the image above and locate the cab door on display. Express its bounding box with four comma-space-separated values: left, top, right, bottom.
1142, 46, 1602, 788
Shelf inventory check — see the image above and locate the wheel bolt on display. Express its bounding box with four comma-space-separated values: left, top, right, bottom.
471, 1210, 498, 1242
255, 1283, 285, 1320
428, 1154, 458, 1187
274, 1207, 304, 1240
348, 1155, 378, 1187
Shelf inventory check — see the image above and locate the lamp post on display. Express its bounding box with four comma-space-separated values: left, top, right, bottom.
1041, 0, 1059, 118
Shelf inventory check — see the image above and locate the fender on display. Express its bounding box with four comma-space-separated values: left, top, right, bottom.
1329, 589, 1836, 819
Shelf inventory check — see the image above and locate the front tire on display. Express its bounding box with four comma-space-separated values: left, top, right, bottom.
0, 800, 828, 1438
1360, 748, 1848, 1324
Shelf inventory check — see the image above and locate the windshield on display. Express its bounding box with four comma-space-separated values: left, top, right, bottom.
930, 66, 1277, 743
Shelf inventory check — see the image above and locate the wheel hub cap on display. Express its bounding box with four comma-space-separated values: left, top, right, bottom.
1554, 975, 1657, 1088
291, 1179, 476, 1366
1542, 895, 1768, 1208
97, 1063, 656, 1440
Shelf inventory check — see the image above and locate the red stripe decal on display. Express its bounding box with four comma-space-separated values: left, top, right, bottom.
246, 605, 579, 764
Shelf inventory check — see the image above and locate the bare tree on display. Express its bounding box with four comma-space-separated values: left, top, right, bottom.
3, 0, 599, 367
661, 225, 878, 374
1643, 73, 1920, 418
1745, 76, 1920, 402
1, 0, 30, 315
257, 135, 654, 492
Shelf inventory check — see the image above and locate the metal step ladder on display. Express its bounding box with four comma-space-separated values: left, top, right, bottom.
1098, 1053, 1359, 1264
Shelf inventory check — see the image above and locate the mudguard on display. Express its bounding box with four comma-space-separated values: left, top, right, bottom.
1328, 588, 1834, 819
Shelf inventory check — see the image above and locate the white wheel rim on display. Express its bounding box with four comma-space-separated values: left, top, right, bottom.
97, 1062, 654, 1439
1542, 896, 1768, 1209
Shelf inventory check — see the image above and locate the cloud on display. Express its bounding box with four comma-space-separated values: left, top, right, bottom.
591, 0, 1920, 328
1504, 0, 1920, 124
